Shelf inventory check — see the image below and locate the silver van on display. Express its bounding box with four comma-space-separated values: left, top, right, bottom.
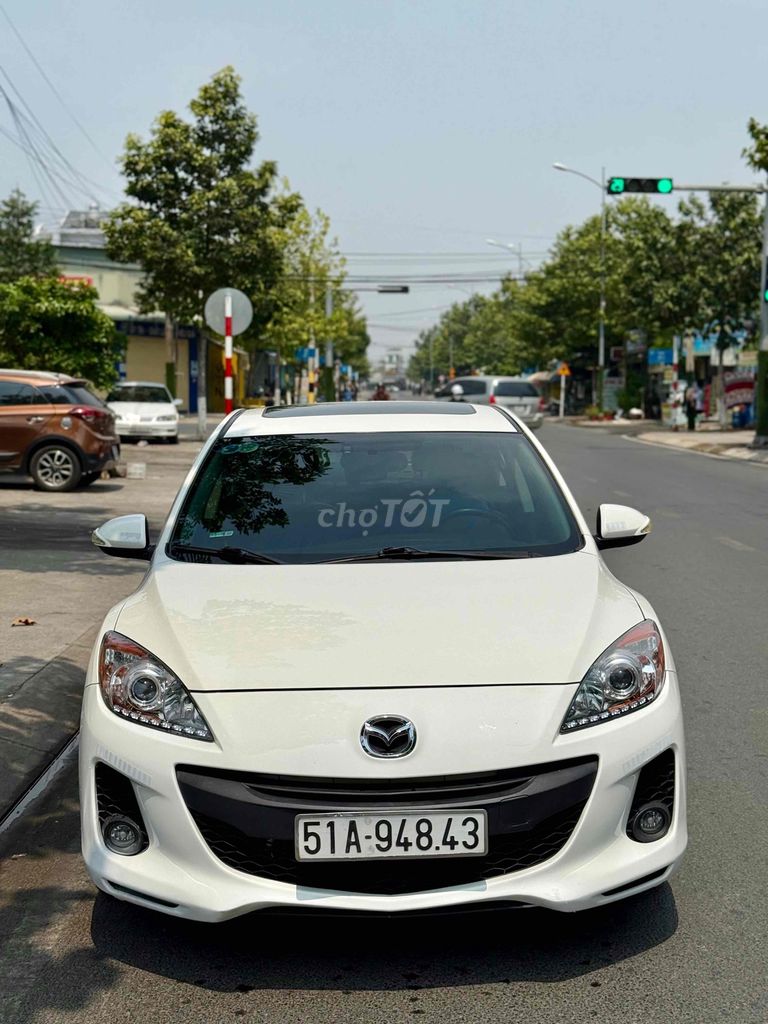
434, 376, 544, 430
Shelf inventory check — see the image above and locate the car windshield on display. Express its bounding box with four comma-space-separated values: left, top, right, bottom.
169, 431, 582, 564
493, 382, 538, 397
107, 385, 172, 403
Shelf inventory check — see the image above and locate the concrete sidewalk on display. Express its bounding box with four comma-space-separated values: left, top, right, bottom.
552, 416, 768, 466
0, 440, 201, 821
633, 428, 768, 465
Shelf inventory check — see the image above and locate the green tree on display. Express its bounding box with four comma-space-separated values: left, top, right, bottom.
0, 189, 57, 283
105, 66, 300, 395
0, 277, 120, 387
741, 117, 768, 441
262, 201, 369, 401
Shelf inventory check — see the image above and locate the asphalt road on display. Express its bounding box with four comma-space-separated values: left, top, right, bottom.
1, 422, 766, 1024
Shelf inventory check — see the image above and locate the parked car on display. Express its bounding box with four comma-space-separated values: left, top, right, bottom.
106, 381, 182, 443
82, 400, 685, 921
0, 369, 120, 491
434, 376, 545, 429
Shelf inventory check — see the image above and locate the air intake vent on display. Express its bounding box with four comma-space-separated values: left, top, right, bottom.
95, 763, 149, 854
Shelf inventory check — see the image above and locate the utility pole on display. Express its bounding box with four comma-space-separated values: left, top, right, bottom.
196, 290, 207, 440
551, 165, 607, 409
753, 181, 768, 446
324, 283, 335, 401
598, 166, 606, 410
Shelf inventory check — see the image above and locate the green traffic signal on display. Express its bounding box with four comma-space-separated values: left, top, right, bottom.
606, 177, 674, 195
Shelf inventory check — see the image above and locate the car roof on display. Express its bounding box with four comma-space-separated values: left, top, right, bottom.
225, 401, 519, 436
110, 381, 170, 389
452, 375, 529, 382
0, 368, 82, 384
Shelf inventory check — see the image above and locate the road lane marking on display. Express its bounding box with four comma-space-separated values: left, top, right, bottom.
716, 536, 755, 552
613, 490, 632, 498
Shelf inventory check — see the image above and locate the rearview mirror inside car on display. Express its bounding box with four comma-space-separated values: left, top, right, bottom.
595, 503, 651, 550
92, 514, 154, 561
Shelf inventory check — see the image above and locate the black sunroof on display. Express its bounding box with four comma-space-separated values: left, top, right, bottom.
262, 401, 476, 418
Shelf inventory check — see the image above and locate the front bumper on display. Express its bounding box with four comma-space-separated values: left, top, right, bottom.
80, 676, 686, 921
116, 422, 178, 439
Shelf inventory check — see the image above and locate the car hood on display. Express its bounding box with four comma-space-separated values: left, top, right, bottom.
114, 551, 643, 692
108, 401, 176, 418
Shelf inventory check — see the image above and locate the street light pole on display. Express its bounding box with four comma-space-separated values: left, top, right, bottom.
553, 162, 607, 409
486, 238, 525, 280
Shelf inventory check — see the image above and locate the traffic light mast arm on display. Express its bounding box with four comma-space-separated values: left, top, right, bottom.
673, 183, 766, 193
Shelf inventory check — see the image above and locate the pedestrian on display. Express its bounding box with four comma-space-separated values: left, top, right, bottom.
371, 383, 389, 401
684, 381, 697, 432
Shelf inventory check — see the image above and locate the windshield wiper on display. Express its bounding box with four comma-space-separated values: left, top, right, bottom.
168, 543, 283, 565
322, 545, 535, 564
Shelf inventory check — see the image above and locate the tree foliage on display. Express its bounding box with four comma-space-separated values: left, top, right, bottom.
0, 189, 57, 283
105, 67, 301, 334
409, 191, 762, 382
262, 198, 370, 380
0, 277, 120, 388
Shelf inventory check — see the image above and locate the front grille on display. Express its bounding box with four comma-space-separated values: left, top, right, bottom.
95, 762, 149, 853
179, 759, 596, 896
626, 748, 675, 839
192, 803, 586, 895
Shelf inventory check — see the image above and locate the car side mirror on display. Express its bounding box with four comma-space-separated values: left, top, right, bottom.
92, 514, 154, 561
595, 503, 651, 550
173, 398, 183, 407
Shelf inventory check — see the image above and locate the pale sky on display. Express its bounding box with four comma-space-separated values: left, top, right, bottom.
2, 0, 766, 362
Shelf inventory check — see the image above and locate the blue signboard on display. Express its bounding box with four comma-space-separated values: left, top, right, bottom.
648, 348, 673, 366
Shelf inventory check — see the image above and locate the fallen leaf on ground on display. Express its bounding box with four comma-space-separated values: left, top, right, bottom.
10, 617, 36, 627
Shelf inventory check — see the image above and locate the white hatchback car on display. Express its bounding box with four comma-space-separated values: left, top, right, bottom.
81, 401, 686, 921
106, 381, 181, 443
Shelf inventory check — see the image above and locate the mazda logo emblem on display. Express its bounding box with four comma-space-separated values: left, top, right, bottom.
360, 715, 417, 759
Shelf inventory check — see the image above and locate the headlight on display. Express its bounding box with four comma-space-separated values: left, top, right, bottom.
561, 620, 666, 732
98, 631, 213, 741
155, 414, 176, 422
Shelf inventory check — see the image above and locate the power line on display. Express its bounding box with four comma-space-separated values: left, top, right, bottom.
0, 79, 114, 207
0, 2, 111, 166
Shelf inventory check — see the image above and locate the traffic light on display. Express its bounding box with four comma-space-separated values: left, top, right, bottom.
607, 177, 673, 195
763, 258, 768, 302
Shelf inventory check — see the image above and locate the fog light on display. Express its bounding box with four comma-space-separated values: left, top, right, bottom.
103, 814, 144, 856
630, 802, 670, 843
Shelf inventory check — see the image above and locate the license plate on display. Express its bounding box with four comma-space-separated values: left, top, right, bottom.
295, 810, 487, 861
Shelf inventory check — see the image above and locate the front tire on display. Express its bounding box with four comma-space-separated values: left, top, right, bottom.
166, 435, 179, 445
30, 445, 82, 492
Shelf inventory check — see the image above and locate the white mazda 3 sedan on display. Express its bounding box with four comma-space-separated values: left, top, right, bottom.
80, 401, 686, 921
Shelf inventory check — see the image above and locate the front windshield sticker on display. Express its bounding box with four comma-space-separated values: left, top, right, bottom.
318, 490, 450, 537
208, 530, 235, 538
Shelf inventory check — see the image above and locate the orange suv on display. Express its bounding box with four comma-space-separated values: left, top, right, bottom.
0, 369, 121, 491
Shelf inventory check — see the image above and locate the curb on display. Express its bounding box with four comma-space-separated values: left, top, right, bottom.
0, 624, 95, 821
625, 433, 768, 468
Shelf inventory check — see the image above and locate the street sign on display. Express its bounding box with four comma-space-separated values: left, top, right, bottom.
557, 362, 572, 377
204, 287, 253, 336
